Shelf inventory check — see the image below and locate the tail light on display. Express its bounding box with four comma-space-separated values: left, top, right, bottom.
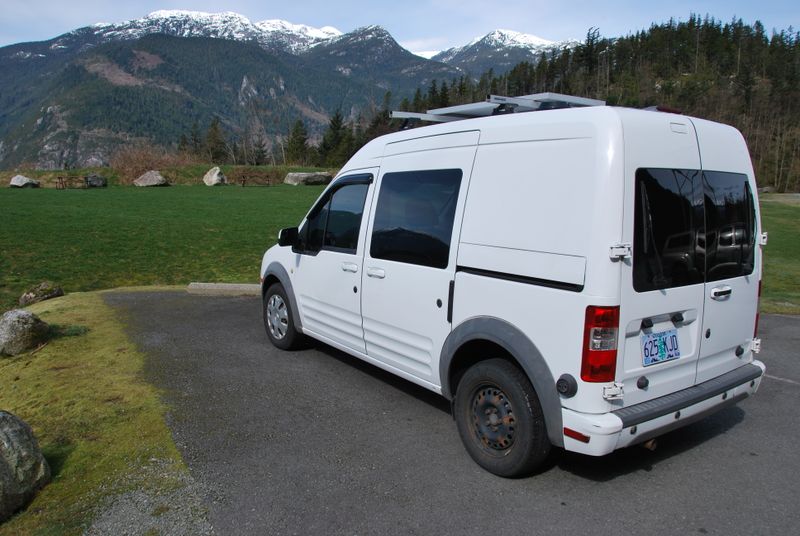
581, 306, 620, 382
754, 280, 762, 337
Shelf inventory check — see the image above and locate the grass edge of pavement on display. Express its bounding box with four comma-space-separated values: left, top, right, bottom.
0, 289, 192, 535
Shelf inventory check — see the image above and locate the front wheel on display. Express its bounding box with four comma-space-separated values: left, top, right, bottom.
263, 283, 302, 350
454, 358, 551, 477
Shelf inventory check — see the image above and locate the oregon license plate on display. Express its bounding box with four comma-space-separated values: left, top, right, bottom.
641, 328, 681, 366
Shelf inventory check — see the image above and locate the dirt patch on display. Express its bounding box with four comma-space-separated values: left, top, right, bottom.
287, 94, 329, 125
84, 59, 143, 87
132, 50, 164, 71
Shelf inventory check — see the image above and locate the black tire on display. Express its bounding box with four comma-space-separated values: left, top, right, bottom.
263, 283, 302, 350
454, 358, 551, 477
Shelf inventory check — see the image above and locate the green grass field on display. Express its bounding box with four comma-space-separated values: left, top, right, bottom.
759, 195, 800, 314
0, 187, 798, 313
0, 185, 323, 310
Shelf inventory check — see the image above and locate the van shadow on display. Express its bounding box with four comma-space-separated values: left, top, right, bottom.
305, 340, 747, 482
307, 341, 452, 414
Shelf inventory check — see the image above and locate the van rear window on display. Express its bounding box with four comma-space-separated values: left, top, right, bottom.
634, 169, 704, 292
703, 171, 756, 281
633, 168, 755, 292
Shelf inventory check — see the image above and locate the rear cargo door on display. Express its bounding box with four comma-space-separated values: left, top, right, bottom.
618, 114, 705, 407
692, 120, 760, 383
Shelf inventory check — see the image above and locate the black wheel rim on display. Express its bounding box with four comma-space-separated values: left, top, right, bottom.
469, 383, 516, 455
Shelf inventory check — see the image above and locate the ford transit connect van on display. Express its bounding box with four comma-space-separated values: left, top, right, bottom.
260, 93, 765, 477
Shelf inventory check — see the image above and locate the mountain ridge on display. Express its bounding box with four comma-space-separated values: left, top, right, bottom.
0, 11, 575, 169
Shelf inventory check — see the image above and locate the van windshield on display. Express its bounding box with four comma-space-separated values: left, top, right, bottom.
633, 168, 755, 292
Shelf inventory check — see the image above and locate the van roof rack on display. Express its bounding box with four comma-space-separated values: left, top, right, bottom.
391, 92, 605, 124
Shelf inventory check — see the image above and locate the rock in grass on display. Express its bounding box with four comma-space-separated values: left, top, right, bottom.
85, 173, 108, 188
19, 281, 64, 307
283, 172, 333, 186
0, 310, 50, 357
0, 411, 51, 522
203, 166, 227, 186
9, 175, 40, 188
133, 170, 168, 187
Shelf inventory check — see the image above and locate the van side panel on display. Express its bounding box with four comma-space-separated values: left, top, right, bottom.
453, 110, 625, 415
460, 137, 595, 263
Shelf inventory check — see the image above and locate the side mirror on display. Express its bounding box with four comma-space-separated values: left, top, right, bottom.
278, 227, 299, 247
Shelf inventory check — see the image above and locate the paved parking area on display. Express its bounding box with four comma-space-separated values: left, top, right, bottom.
105, 291, 800, 536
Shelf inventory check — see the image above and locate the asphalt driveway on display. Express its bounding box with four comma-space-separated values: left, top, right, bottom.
105, 291, 800, 535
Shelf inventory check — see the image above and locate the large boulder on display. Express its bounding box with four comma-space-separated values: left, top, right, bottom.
9, 175, 40, 188
18, 281, 64, 307
133, 170, 168, 187
203, 166, 227, 186
85, 173, 108, 188
0, 310, 49, 357
0, 411, 51, 522
283, 172, 333, 186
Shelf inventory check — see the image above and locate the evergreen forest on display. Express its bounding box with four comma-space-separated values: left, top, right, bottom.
180, 16, 799, 190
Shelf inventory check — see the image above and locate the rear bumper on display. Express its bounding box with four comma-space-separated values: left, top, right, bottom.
561, 361, 765, 456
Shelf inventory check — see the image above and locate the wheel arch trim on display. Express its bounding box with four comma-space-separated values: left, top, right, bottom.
440, 316, 564, 447
262, 262, 303, 331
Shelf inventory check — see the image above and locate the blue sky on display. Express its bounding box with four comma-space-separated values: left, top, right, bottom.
1, 0, 797, 50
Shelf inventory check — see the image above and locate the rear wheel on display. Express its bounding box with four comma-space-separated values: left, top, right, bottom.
454, 358, 551, 477
263, 283, 302, 350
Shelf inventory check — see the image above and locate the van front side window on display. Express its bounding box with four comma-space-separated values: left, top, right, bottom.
297, 178, 370, 255
370, 169, 462, 269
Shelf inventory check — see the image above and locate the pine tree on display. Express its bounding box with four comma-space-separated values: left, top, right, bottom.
318, 110, 345, 166
286, 119, 309, 165
178, 134, 189, 153
189, 122, 202, 155
204, 118, 227, 163
252, 132, 268, 166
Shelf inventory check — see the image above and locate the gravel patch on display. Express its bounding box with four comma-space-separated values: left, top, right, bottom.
84, 459, 215, 536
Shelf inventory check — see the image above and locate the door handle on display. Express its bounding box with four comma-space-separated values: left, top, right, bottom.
341, 262, 359, 273
366, 267, 385, 279
711, 286, 733, 300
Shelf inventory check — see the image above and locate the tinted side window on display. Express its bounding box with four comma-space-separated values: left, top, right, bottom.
634, 168, 704, 292
304, 199, 329, 253
298, 179, 370, 255
370, 169, 462, 269
703, 171, 755, 281
323, 184, 369, 252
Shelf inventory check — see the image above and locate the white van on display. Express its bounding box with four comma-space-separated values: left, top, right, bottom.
259, 93, 766, 477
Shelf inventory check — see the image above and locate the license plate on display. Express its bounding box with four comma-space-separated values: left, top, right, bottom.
641, 328, 681, 366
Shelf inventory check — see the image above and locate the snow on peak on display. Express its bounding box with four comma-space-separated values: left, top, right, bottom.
144, 10, 248, 21
91, 11, 341, 53
475, 29, 554, 48
256, 19, 341, 40
413, 50, 441, 59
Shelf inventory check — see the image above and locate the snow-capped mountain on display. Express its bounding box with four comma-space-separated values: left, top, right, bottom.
433, 29, 577, 74
0, 12, 577, 168
303, 25, 459, 92
56, 10, 342, 54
